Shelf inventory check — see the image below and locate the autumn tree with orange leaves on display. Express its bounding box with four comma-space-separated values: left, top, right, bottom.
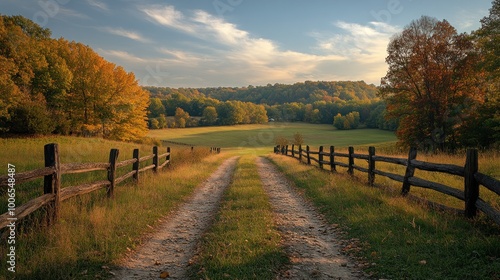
0, 15, 149, 141
380, 16, 485, 151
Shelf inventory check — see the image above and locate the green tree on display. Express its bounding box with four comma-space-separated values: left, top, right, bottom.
333, 113, 345, 130
201, 106, 218, 125
8, 101, 54, 134
148, 98, 165, 118
158, 114, 167, 129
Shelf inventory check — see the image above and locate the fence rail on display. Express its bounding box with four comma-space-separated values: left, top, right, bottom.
0, 143, 172, 230
275, 144, 500, 225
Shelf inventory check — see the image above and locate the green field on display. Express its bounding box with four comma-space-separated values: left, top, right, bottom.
148, 123, 397, 150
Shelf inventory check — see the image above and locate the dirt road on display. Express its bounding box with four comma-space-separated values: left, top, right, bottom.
257, 157, 362, 279
111, 157, 239, 279
112, 155, 362, 279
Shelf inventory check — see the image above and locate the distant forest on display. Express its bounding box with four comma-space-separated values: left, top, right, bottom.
144, 81, 397, 130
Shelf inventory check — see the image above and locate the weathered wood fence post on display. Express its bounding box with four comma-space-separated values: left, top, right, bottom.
285, 145, 289, 156
348, 146, 354, 175
153, 146, 159, 172
298, 145, 302, 162
368, 146, 376, 186
306, 145, 311, 165
107, 149, 119, 198
319, 146, 324, 169
464, 149, 479, 218
166, 147, 171, 165
291, 144, 295, 157
133, 149, 139, 182
402, 147, 418, 196
330, 146, 336, 172
44, 143, 61, 225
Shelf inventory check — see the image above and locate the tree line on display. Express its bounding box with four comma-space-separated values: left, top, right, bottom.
0, 15, 149, 141
146, 80, 378, 105
148, 95, 268, 128
146, 82, 394, 130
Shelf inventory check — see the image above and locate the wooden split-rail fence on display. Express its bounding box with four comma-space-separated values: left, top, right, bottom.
275, 145, 500, 225
0, 143, 171, 230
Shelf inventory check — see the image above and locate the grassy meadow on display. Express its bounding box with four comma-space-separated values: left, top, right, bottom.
148, 122, 397, 150
0, 136, 231, 279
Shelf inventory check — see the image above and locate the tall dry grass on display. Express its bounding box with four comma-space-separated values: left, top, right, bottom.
0, 136, 228, 279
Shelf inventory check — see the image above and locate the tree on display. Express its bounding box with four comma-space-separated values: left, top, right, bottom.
201, 106, 218, 125
148, 98, 165, 118
466, 0, 500, 147
333, 112, 359, 130
149, 118, 159, 129
293, 132, 304, 145
333, 113, 346, 130
275, 135, 289, 147
8, 100, 54, 134
158, 114, 167, 129
380, 16, 482, 150
174, 107, 189, 128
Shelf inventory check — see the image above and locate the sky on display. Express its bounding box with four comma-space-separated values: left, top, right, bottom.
0, 0, 493, 88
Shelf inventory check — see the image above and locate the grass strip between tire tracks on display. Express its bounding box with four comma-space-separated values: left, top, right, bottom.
190, 155, 288, 279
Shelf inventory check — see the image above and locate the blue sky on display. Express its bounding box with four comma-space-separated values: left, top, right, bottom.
0, 0, 493, 88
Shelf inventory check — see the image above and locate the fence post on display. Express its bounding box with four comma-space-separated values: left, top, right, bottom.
44, 143, 61, 225
348, 146, 354, 175
107, 149, 119, 199
291, 144, 295, 157
166, 147, 171, 166
330, 146, 336, 172
319, 146, 324, 169
153, 146, 159, 172
402, 147, 418, 196
133, 149, 139, 182
368, 146, 376, 186
299, 145, 302, 162
464, 149, 479, 218
306, 145, 311, 165
285, 145, 289, 156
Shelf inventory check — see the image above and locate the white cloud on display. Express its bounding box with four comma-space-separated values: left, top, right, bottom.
313, 21, 400, 64
134, 4, 400, 86
157, 48, 212, 65
192, 10, 249, 45
141, 5, 195, 34
98, 49, 146, 63
452, 9, 487, 32
103, 27, 149, 43
59, 7, 90, 19
87, 0, 108, 11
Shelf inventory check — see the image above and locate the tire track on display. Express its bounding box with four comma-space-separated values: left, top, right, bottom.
257, 157, 362, 279
111, 156, 239, 279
